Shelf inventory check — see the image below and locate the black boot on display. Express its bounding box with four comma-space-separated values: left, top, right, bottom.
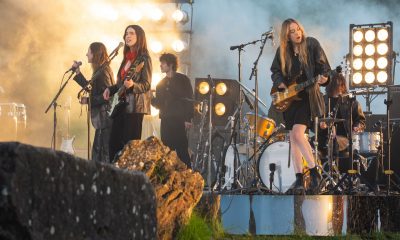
293, 173, 305, 194
309, 167, 322, 194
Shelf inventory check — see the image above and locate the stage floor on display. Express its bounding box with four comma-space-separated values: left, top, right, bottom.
220, 194, 400, 236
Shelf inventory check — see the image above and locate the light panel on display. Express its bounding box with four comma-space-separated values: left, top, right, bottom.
349, 22, 393, 87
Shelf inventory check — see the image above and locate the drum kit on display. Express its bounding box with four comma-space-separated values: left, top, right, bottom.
215, 93, 400, 195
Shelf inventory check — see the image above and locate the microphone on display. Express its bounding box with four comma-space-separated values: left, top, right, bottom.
263, 28, 275, 46
65, 61, 82, 73
109, 42, 124, 57
229, 44, 244, 51
269, 163, 276, 191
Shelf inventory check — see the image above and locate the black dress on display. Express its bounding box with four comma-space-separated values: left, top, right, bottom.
282, 54, 311, 130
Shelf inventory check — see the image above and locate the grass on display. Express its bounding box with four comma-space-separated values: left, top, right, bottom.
176, 212, 400, 240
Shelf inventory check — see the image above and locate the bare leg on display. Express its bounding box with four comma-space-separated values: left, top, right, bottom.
291, 124, 316, 169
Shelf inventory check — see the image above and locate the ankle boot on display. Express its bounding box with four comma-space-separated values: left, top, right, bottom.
309, 167, 322, 193
293, 173, 305, 194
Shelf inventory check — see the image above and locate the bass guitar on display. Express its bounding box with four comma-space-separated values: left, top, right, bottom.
270, 68, 337, 112
108, 61, 144, 118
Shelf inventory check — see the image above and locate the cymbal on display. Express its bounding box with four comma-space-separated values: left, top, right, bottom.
319, 117, 346, 123
234, 80, 268, 109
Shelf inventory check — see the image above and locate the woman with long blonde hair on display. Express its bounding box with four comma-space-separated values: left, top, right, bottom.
270, 18, 331, 194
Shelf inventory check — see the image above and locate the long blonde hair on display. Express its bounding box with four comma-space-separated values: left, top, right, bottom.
279, 18, 309, 76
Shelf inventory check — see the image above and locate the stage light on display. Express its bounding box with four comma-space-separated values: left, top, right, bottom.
377, 43, 388, 55
365, 58, 375, 70
353, 45, 363, 56
365, 72, 375, 84
377, 29, 388, 41
214, 103, 226, 116
215, 82, 227, 96
171, 39, 186, 52
89, 3, 119, 21
172, 9, 189, 24
365, 30, 375, 42
194, 78, 240, 126
198, 81, 210, 95
377, 71, 388, 83
377, 57, 388, 69
126, 8, 142, 22
148, 7, 164, 21
349, 22, 393, 87
353, 73, 363, 84
150, 40, 163, 54
365, 44, 375, 56
353, 31, 363, 43
352, 58, 363, 70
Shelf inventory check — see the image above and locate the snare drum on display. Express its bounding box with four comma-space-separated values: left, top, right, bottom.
245, 112, 276, 139
352, 132, 380, 154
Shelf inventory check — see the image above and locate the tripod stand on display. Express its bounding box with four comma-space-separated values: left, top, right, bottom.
329, 95, 374, 194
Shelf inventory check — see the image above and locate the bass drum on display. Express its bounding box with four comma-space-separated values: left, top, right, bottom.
258, 141, 296, 193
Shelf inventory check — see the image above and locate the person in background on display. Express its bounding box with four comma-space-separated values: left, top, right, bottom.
151, 53, 194, 167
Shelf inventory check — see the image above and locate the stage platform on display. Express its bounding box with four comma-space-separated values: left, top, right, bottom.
220, 194, 400, 236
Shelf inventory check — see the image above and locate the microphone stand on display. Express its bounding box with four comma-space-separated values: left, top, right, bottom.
207, 74, 215, 191
45, 71, 75, 150
231, 39, 263, 143
248, 34, 270, 191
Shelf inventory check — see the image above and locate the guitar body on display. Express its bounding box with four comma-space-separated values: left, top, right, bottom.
270, 81, 302, 112
270, 68, 337, 112
60, 136, 75, 155
108, 61, 145, 118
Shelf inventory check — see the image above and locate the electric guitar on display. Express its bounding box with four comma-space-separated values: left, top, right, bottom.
60, 96, 75, 154
270, 68, 337, 112
108, 61, 145, 118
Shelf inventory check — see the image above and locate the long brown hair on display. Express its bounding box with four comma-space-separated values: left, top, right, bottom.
89, 42, 109, 71
122, 25, 149, 57
326, 72, 348, 97
279, 18, 308, 76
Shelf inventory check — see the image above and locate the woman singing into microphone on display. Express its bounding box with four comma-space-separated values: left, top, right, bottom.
71, 42, 114, 163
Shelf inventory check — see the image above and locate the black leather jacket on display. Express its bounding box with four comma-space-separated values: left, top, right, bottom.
109, 53, 152, 115
73, 65, 114, 129
271, 37, 331, 118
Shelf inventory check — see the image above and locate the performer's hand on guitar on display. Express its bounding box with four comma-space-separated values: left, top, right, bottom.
353, 123, 362, 133
103, 88, 110, 100
278, 82, 287, 91
320, 121, 327, 129
124, 79, 134, 89
317, 75, 328, 85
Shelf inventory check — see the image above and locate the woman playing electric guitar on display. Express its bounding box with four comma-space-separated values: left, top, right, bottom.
103, 25, 152, 161
270, 18, 331, 194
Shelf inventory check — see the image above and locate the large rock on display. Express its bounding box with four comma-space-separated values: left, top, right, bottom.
115, 137, 204, 240
0, 142, 157, 240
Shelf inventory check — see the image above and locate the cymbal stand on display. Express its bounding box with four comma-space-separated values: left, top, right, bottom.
329, 95, 373, 194
217, 98, 244, 191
